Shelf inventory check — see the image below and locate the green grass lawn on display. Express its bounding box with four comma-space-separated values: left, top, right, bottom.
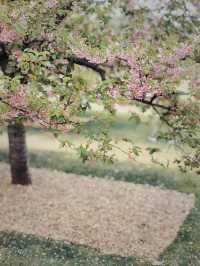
0, 107, 200, 265
0, 104, 180, 166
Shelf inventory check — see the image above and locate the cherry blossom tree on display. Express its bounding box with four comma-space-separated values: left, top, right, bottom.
0, 0, 199, 185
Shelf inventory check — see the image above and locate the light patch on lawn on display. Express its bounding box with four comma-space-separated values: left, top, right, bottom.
0, 163, 195, 263
0, 128, 180, 165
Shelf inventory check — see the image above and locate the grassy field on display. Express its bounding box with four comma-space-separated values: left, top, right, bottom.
0, 104, 180, 165
0, 106, 200, 266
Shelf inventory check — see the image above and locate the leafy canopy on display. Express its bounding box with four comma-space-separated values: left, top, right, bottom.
0, 0, 200, 169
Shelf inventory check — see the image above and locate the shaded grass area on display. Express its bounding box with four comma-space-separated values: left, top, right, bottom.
0, 149, 200, 265
0, 113, 179, 167
0, 231, 146, 266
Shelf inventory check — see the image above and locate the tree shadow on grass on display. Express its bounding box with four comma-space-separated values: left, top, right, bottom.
0, 231, 147, 266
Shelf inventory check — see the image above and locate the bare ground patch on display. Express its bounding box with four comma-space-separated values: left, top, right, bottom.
0, 163, 195, 262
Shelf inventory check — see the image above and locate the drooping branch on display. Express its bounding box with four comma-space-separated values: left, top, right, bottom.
0, 95, 81, 129
138, 90, 189, 111
67, 56, 106, 80
133, 97, 172, 111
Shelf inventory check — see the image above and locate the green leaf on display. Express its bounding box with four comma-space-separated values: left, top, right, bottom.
146, 147, 160, 155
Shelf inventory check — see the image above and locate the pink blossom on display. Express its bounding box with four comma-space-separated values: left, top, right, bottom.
127, 80, 137, 92
161, 55, 176, 64
7, 110, 24, 119
134, 84, 150, 100
54, 59, 69, 65
7, 88, 28, 119
45, 0, 58, 8
108, 85, 119, 97
0, 22, 17, 43
12, 49, 22, 60
106, 55, 116, 66
117, 53, 135, 69
161, 44, 193, 63
8, 87, 27, 110
19, 15, 28, 26
166, 67, 183, 78
154, 89, 163, 97
174, 44, 193, 59
96, 93, 101, 100
127, 80, 150, 100
152, 63, 163, 78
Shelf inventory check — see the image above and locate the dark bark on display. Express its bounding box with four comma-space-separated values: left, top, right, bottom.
8, 122, 31, 185
0, 42, 9, 74
67, 56, 106, 80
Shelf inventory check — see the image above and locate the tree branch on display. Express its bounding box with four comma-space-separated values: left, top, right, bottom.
133, 98, 172, 111
67, 56, 106, 80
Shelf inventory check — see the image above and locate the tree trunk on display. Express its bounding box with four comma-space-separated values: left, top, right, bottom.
8, 122, 31, 185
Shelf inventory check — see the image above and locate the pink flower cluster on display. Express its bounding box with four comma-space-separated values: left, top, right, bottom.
75, 49, 184, 102
152, 63, 164, 78
6, 88, 49, 126
166, 66, 183, 78
45, 0, 58, 8
8, 88, 27, 110
152, 63, 183, 79
117, 53, 135, 69
116, 53, 151, 100
161, 44, 193, 63
0, 22, 17, 43
54, 58, 69, 65
7, 88, 27, 119
127, 82, 150, 100
154, 89, 163, 97
12, 49, 22, 60
108, 85, 119, 97
174, 44, 193, 59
